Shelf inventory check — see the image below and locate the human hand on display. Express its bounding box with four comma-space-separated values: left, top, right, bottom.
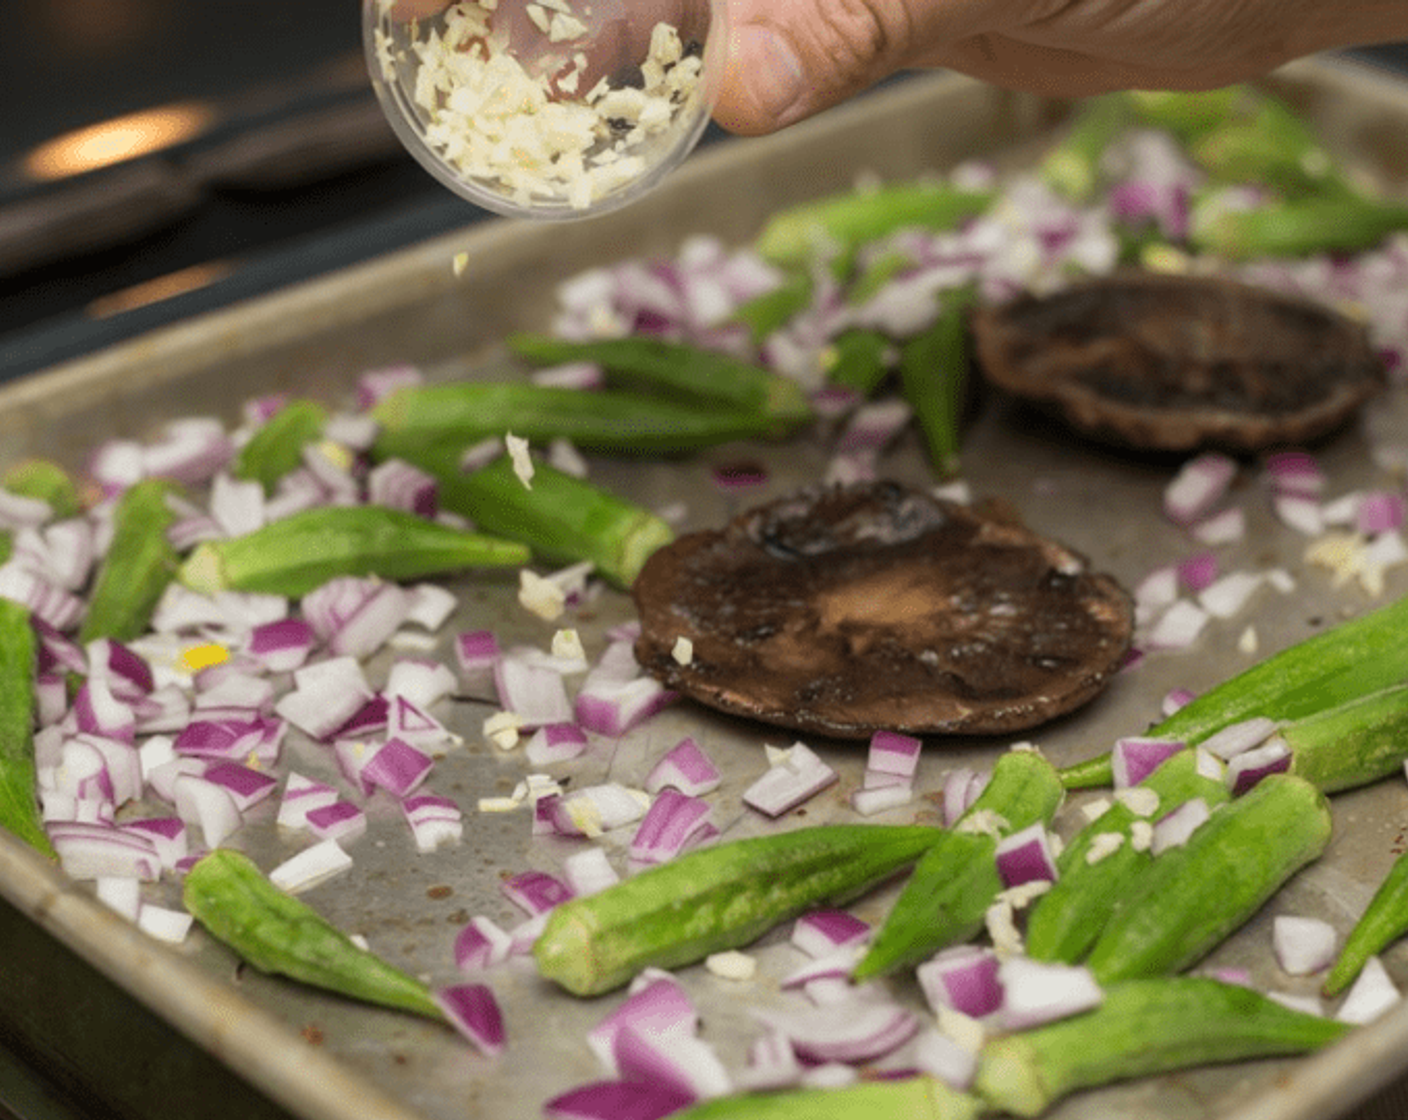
711, 0, 1408, 134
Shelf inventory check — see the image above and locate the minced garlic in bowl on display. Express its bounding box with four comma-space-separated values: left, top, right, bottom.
365, 0, 721, 218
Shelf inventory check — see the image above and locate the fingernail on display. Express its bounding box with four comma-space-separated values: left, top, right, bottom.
737, 25, 806, 127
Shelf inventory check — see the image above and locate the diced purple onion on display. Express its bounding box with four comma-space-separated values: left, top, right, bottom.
1111, 736, 1185, 789
269, 838, 353, 892
245, 618, 315, 673
791, 910, 871, 959
561, 846, 620, 896
332, 695, 390, 740
1263, 450, 1325, 498
1273, 914, 1338, 976
913, 1028, 978, 1090
1164, 452, 1236, 525
542, 1079, 694, 1120
1198, 571, 1265, 619
276, 772, 340, 830
1150, 797, 1212, 856
200, 762, 279, 812
995, 957, 1103, 1030
850, 783, 914, 816
742, 742, 838, 819
361, 737, 434, 798
994, 823, 1060, 888
454, 915, 513, 972
173, 774, 243, 848
1272, 493, 1325, 536
1190, 506, 1246, 546
1225, 737, 1292, 795
587, 975, 698, 1074
1143, 599, 1210, 651
525, 722, 590, 767
402, 793, 463, 852
49, 821, 161, 881
629, 789, 714, 866
274, 656, 374, 740
494, 653, 575, 729
1199, 716, 1279, 760
121, 817, 189, 870
1358, 490, 1406, 535
1336, 956, 1401, 1024
866, 729, 923, 778
502, 869, 574, 916
753, 994, 920, 1065
643, 736, 721, 796
916, 946, 1003, 1020
305, 800, 368, 844
613, 1023, 731, 1100
435, 983, 507, 1056
367, 458, 439, 519
1176, 552, 1219, 593
941, 767, 987, 826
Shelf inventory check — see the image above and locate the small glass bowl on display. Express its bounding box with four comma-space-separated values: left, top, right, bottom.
363, 0, 723, 220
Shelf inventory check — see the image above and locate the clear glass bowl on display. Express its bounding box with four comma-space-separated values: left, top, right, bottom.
364, 0, 723, 220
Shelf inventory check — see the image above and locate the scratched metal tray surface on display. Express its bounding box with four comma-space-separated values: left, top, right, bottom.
3, 57, 1408, 1120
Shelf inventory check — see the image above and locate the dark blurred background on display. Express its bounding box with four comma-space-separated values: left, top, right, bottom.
1, 2, 1406, 383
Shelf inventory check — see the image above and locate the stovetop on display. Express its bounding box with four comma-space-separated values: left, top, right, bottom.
1, 4, 1404, 384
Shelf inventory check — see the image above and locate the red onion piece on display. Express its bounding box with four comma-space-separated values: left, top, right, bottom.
850, 783, 914, 816
525, 722, 590, 767
361, 737, 434, 798
574, 641, 677, 737
542, 1079, 694, 1120
913, 1028, 978, 1090
436, 982, 507, 1056
613, 1023, 731, 1100
502, 870, 574, 916
1200, 716, 1279, 760
332, 695, 390, 740
994, 822, 1060, 888
73, 733, 142, 806
561, 846, 620, 896
208, 473, 266, 537
305, 800, 368, 844
1164, 452, 1236, 525
1111, 736, 1185, 789
86, 637, 155, 697
917, 946, 1003, 1020
743, 742, 838, 819
629, 789, 714, 865
792, 910, 871, 959
587, 975, 699, 1075
274, 656, 374, 740
736, 1029, 803, 1092
995, 957, 1103, 1030
1150, 797, 1212, 856
1190, 506, 1246, 546
356, 363, 423, 409
1198, 571, 1265, 619
245, 618, 315, 673
941, 767, 987, 827
201, 762, 279, 813
121, 817, 189, 870
866, 729, 923, 779
1225, 737, 1292, 795
1358, 491, 1406, 535
173, 774, 243, 848
49, 821, 160, 881
1272, 493, 1325, 537
551, 784, 650, 837
494, 653, 575, 729
1263, 450, 1325, 498
1143, 599, 1210, 651
402, 792, 463, 852
1337, 956, 1401, 1024
454, 915, 513, 972
276, 772, 340, 830
269, 838, 353, 892
1176, 552, 1219, 593
367, 458, 439, 519
643, 736, 721, 796
779, 947, 863, 991
385, 658, 457, 709
754, 994, 920, 1065
1273, 914, 1338, 976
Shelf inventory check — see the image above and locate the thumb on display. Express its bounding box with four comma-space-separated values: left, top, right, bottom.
710, 0, 931, 135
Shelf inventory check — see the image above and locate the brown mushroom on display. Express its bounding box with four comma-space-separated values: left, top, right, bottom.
970, 271, 1385, 453
632, 481, 1133, 740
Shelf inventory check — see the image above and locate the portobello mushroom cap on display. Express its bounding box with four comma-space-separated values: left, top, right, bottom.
631, 481, 1133, 739
970, 271, 1386, 453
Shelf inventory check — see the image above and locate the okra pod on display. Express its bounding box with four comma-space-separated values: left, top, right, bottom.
731, 271, 816, 341
0, 600, 55, 857
1059, 594, 1408, 789
898, 286, 976, 477
232, 399, 327, 494
753, 182, 994, 272
1190, 98, 1350, 199
1126, 87, 1254, 145
1039, 93, 1136, 201
975, 976, 1349, 1117
182, 849, 442, 1019
852, 749, 1065, 980
1191, 193, 1408, 260
1323, 850, 1408, 996
1283, 683, 1408, 794
79, 478, 182, 644
823, 329, 893, 398
1024, 749, 1229, 963
177, 505, 530, 598
1083, 774, 1331, 984
3, 459, 83, 520
372, 382, 787, 456
506, 335, 812, 427
668, 1076, 982, 1120
376, 449, 672, 588
533, 823, 944, 996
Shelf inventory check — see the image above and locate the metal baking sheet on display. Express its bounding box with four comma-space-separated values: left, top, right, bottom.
3, 57, 1408, 1120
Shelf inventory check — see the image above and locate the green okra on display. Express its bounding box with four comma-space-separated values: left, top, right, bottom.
2, 459, 83, 520
1283, 683, 1408, 794
823, 329, 893, 398
80, 478, 182, 644
1039, 93, 1136, 201
1324, 849, 1408, 996
731, 271, 816, 341
534, 823, 945, 996
372, 382, 788, 456
1083, 774, 1331, 984
0, 600, 55, 858
852, 748, 1065, 980
1191, 193, 1408, 260
753, 182, 994, 272
974, 976, 1350, 1118
1191, 98, 1351, 199
898, 286, 976, 478
506, 335, 812, 427
182, 849, 442, 1019
846, 248, 917, 305
377, 451, 673, 589
232, 399, 327, 494
1024, 749, 1229, 964
1059, 593, 1408, 789
177, 505, 530, 598
669, 1076, 983, 1120
1126, 87, 1256, 145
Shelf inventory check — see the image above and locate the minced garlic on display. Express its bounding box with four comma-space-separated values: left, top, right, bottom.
373, 0, 707, 211
1085, 831, 1125, 865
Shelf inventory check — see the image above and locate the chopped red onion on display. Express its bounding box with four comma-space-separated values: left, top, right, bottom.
851, 783, 914, 816
542, 1079, 694, 1120
561, 846, 620, 896
574, 640, 676, 737
122, 817, 189, 870
643, 736, 721, 796
753, 994, 920, 1065
866, 729, 923, 779
361, 737, 435, 799
367, 458, 439, 519
1200, 716, 1279, 760
791, 910, 871, 959
495, 652, 575, 729
269, 838, 353, 892
245, 618, 315, 673
141, 417, 235, 486
502, 869, 574, 916
1164, 452, 1237, 525
1336, 956, 1401, 1024
332, 738, 378, 797
743, 742, 838, 819
525, 722, 590, 767
1190, 506, 1247, 546
356, 363, 424, 409
1143, 599, 1210, 651
402, 792, 464, 852
1150, 797, 1212, 856
941, 767, 987, 826
711, 461, 769, 494
143, 756, 206, 806
1176, 552, 1219, 593
551, 784, 651, 838
1272, 493, 1325, 536
995, 823, 1060, 888
778, 946, 863, 991
1263, 450, 1326, 498
75, 733, 142, 806
274, 656, 374, 740
1225, 737, 1293, 795
403, 584, 458, 632
1273, 914, 1338, 976
95, 875, 143, 920
1161, 687, 1197, 717
613, 1023, 731, 1100
587, 975, 698, 1075
174, 715, 280, 764
49, 821, 160, 881
913, 1027, 978, 1090
454, 915, 513, 972
1358, 490, 1406, 535
72, 676, 137, 742
1197, 571, 1266, 619
208, 473, 266, 537
629, 789, 714, 865
333, 695, 389, 740
173, 773, 243, 848
385, 657, 457, 710
435, 983, 507, 1056
735, 1029, 803, 1092
0, 565, 86, 631
200, 762, 279, 812
916, 945, 1003, 1020
136, 904, 195, 944
1111, 736, 1185, 789
305, 800, 368, 844
995, 957, 1103, 1030
276, 772, 340, 830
